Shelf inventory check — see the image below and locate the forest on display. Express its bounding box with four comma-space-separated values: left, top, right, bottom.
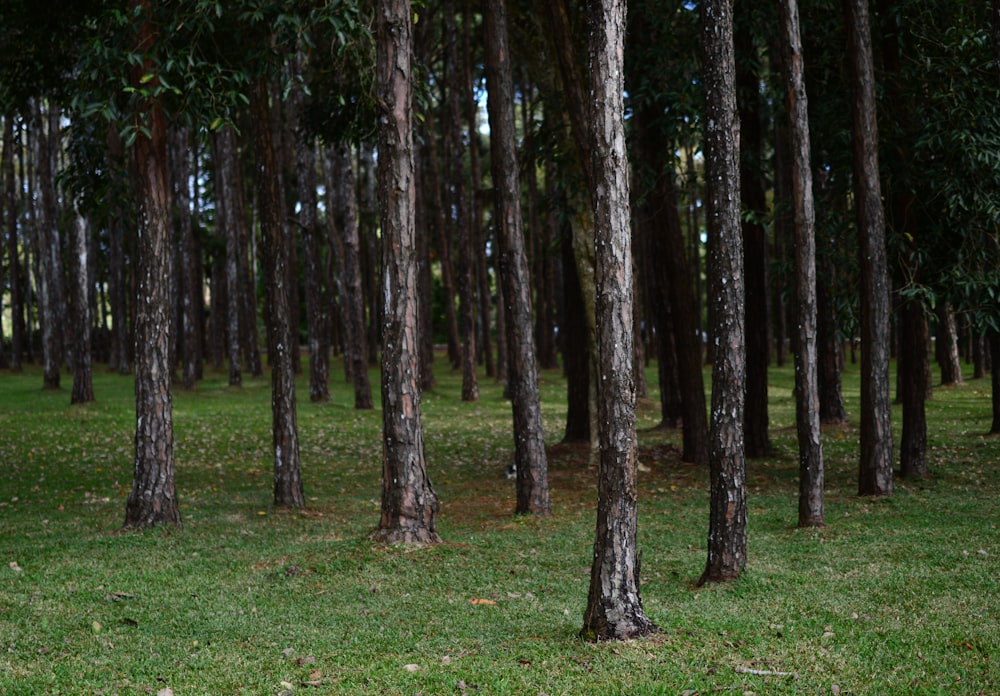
1, 0, 1000, 658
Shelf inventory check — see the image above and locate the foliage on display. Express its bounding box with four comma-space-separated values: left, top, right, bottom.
2, 360, 999, 692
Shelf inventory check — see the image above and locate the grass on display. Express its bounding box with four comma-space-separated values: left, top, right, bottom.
1, 355, 999, 695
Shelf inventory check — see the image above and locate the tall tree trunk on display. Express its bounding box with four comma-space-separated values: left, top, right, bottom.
899, 298, 929, 478
699, 0, 747, 585
174, 127, 201, 390
483, 0, 551, 516
213, 127, 243, 387
445, 0, 479, 402
413, 140, 436, 391
124, 1, 179, 528
69, 208, 94, 404
298, 135, 331, 402
581, 0, 657, 641
33, 102, 64, 389
372, 0, 441, 543
561, 227, 591, 442
3, 116, 24, 371
935, 301, 963, 386
326, 143, 373, 409
251, 78, 304, 509
845, 0, 893, 497
736, 17, 772, 459
779, 0, 824, 527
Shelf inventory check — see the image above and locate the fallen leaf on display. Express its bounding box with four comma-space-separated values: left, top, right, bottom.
404, 663, 421, 672
469, 598, 496, 605
92, 621, 102, 633
8, 561, 22, 572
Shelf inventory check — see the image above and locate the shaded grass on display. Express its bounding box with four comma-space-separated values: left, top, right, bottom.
1, 357, 999, 694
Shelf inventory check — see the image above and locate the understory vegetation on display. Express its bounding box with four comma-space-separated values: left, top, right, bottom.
1, 358, 998, 694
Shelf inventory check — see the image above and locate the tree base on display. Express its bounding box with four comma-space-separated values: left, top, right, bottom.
370, 527, 442, 545
581, 613, 659, 642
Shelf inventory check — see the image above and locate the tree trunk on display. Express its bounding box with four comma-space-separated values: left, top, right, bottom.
298, 134, 331, 403
561, 227, 591, 443
445, 0, 479, 402
3, 116, 25, 371
33, 102, 64, 389
483, 0, 551, 516
173, 127, 202, 390
69, 208, 94, 404
736, 19, 773, 459
936, 301, 963, 386
845, 0, 893, 497
372, 0, 441, 543
581, 0, 658, 641
212, 127, 243, 387
699, 0, 747, 585
427, 105, 461, 371
816, 215, 848, 423
124, 2, 180, 528
899, 298, 929, 478
326, 143, 373, 409
779, 0, 824, 527
250, 77, 305, 509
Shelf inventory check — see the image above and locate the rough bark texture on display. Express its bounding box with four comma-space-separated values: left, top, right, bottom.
174, 128, 202, 390
817, 240, 848, 424
124, 3, 180, 528
4, 117, 25, 371
736, 23, 772, 459
327, 144, 373, 409
561, 229, 592, 443
899, 299, 929, 478
845, 0, 893, 497
699, 0, 747, 585
483, 0, 551, 516
69, 209, 94, 405
373, 0, 441, 543
581, 0, 658, 641
935, 302, 963, 386
251, 78, 305, 509
212, 127, 242, 388
779, 0, 824, 527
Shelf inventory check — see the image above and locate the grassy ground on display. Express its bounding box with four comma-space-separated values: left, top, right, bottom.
1, 356, 998, 695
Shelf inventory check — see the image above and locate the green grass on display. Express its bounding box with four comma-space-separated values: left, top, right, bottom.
2, 357, 999, 695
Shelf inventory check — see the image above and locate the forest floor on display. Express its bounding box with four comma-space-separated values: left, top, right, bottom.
1, 356, 998, 694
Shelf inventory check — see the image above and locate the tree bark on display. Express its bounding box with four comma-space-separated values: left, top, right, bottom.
69, 208, 94, 404
699, 0, 747, 585
899, 298, 929, 478
372, 0, 441, 543
483, 0, 551, 516
326, 143, 373, 409
212, 127, 243, 387
297, 133, 331, 403
935, 301, 963, 386
250, 77, 305, 509
581, 0, 658, 641
33, 102, 65, 390
106, 125, 131, 375
173, 127, 202, 390
561, 227, 591, 443
3, 116, 25, 371
779, 0, 824, 527
124, 1, 180, 528
845, 0, 893, 497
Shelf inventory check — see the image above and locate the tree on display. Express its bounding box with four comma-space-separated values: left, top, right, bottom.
844, 0, 893, 497
372, 0, 441, 544
581, 0, 658, 640
778, 0, 823, 527
483, 0, 551, 516
699, 0, 747, 585
3, 117, 25, 371
69, 206, 94, 404
251, 76, 305, 509
124, 0, 180, 529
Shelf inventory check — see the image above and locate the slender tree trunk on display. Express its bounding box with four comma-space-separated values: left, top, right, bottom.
33, 102, 64, 390
298, 135, 331, 402
936, 301, 963, 386
213, 127, 243, 387
779, 0, 824, 527
327, 143, 373, 409
483, 0, 551, 515
413, 140, 436, 391
251, 78, 304, 509
736, 20, 772, 459
899, 298, 929, 478
69, 208, 94, 404
373, 0, 441, 543
124, 1, 179, 528
174, 127, 201, 390
699, 0, 747, 585
581, 0, 657, 641
845, 0, 893, 497
561, 228, 591, 442
3, 116, 24, 371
